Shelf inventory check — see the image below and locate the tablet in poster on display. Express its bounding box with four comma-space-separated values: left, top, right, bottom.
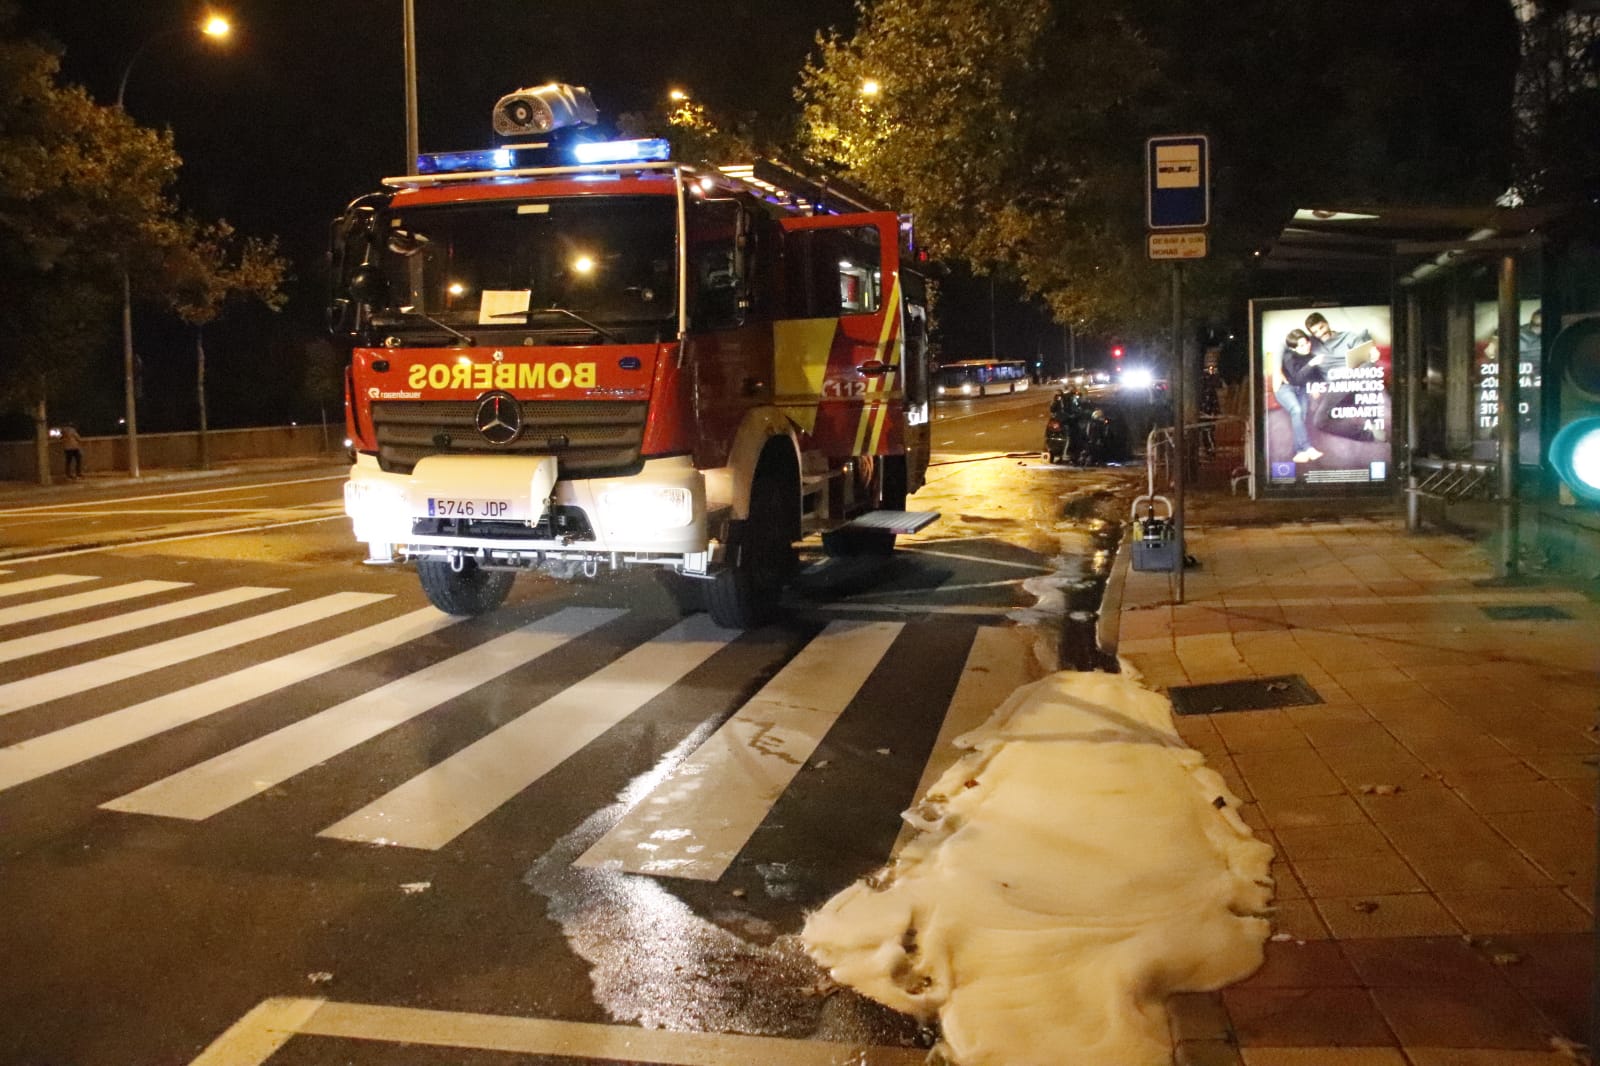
1255, 302, 1394, 493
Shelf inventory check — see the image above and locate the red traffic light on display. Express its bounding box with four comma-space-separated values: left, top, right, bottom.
1112, 346, 1124, 358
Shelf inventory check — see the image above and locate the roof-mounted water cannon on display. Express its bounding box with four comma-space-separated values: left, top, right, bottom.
492, 83, 598, 138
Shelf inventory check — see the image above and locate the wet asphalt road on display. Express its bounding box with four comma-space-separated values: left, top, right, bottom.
0, 389, 1131, 1066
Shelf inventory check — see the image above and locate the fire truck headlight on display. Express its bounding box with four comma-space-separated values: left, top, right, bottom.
601, 486, 694, 529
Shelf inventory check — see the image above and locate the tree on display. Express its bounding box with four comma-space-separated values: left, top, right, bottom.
0, 16, 182, 482
799, 0, 1520, 339
162, 218, 288, 468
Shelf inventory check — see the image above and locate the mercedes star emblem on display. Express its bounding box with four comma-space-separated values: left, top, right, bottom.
474, 390, 523, 446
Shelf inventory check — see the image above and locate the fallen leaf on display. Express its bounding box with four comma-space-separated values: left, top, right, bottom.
1359, 784, 1401, 796
1351, 900, 1380, 914
731, 887, 747, 898
400, 881, 431, 895
876, 748, 892, 756
1490, 952, 1524, 966
307, 972, 334, 984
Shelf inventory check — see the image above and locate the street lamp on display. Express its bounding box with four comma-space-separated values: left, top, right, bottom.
114, 13, 232, 479
860, 78, 881, 97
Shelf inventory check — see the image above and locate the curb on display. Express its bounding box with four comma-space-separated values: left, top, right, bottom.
1095, 526, 1133, 660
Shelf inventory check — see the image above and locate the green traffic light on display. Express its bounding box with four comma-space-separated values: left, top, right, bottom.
1550, 416, 1600, 502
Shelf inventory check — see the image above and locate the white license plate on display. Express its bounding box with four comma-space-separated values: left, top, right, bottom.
426, 497, 516, 519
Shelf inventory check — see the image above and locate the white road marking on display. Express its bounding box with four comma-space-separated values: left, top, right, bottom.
576, 619, 902, 881
104, 607, 624, 821
811, 602, 1015, 618
892, 626, 1038, 854
0, 474, 347, 516
0, 591, 388, 717
188, 997, 927, 1066
0, 608, 456, 793
0, 586, 283, 665
322, 613, 738, 850
0, 579, 189, 628
0, 574, 96, 599
841, 578, 1028, 601
897, 546, 1056, 572
1, 513, 345, 564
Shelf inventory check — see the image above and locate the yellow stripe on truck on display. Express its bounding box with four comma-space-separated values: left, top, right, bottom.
773, 318, 838, 434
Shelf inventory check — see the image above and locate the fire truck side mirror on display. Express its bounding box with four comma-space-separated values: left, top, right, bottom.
327, 207, 382, 338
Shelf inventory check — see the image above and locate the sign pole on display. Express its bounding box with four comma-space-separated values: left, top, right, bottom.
1172, 262, 1186, 605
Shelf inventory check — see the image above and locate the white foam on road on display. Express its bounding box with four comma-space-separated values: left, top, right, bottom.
803, 668, 1273, 1066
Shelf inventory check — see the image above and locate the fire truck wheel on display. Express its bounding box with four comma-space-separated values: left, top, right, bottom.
706, 473, 795, 629
417, 558, 516, 615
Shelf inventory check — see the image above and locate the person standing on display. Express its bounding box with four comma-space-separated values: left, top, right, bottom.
60, 423, 84, 480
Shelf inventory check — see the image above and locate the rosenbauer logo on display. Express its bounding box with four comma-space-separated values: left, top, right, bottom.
407, 360, 597, 392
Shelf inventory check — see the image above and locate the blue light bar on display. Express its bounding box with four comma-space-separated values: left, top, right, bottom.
416, 146, 526, 175
571, 138, 672, 165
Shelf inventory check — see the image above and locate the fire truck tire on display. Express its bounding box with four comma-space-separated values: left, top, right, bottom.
417, 558, 515, 615
706, 470, 795, 629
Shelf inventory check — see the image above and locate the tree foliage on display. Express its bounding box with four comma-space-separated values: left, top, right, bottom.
799, 0, 1520, 336
163, 218, 289, 328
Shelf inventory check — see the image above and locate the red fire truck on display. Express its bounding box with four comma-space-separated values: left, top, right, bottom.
329, 84, 935, 628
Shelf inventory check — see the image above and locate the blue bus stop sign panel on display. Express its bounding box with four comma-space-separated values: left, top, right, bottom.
1147, 135, 1210, 230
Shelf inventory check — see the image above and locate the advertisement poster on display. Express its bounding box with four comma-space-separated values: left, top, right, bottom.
1255, 301, 1394, 494
1472, 299, 1542, 464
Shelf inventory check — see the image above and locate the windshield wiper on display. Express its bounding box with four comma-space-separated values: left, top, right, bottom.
489, 306, 623, 343
378, 307, 474, 346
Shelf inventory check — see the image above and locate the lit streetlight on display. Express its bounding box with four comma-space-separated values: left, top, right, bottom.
668, 88, 689, 103
860, 78, 881, 97
114, 12, 233, 479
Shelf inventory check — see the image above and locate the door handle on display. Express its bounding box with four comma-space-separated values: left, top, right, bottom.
856, 360, 891, 377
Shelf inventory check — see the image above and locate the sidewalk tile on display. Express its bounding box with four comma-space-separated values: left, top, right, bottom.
1404, 847, 1556, 892
1489, 933, 1594, 992
1222, 987, 1394, 1047
1234, 749, 1345, 799
1274, 822, 1394, 861
1452, 777, 1590, 815
1177, 1039, 1245, 1066
1342, 936, 1510, 990
1235, 939, 1361, 989
1438, 888, 1592, 934
1257, 793, 1369, 830
1239, 1049, 1406, 1066
1292, 854, 1426, 898
1379, 814, 1508, 857
1270, 899, 1331, 941
1369, 984, 1554, 1049
1313, 893, 1463, 938
1353, 784, 1477, 823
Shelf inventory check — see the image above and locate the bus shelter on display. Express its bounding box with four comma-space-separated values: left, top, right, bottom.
1255, 203, 1600, 579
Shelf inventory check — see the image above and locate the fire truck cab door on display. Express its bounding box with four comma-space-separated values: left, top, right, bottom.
774, 212, 906, 460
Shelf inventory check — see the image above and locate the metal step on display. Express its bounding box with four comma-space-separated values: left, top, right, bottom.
836, 509, 940, 535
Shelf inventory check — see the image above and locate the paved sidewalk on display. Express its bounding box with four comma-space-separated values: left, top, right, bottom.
1107, 500, 1599, 1065
0, 455, 347, 505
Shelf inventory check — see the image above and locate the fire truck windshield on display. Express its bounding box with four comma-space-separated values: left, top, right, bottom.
367, 195, 677, 341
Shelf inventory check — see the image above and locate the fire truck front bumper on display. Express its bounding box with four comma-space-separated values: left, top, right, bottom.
343, 453, 711, 570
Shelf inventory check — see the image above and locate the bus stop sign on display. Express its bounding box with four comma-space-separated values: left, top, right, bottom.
1147, 135, 1210, 230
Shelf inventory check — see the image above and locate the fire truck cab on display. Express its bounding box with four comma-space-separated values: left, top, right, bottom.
330, 84, 935, 628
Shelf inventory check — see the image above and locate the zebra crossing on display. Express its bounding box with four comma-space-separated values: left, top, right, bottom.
0, 567, 1033, 879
